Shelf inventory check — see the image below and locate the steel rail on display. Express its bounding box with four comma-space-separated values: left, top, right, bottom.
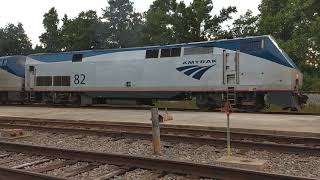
1, 116, 320, 141
0, 141, 316, 180
0, 117, 320, 156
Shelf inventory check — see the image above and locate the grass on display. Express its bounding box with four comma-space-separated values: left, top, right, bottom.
156, 100, 198, 110
301, 105, 320, 113
156, 100, 320, 113
264, 104, 320, 113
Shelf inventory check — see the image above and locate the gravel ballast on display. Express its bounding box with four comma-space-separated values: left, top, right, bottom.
70, 164, 118, 180
8, 131, 320, 178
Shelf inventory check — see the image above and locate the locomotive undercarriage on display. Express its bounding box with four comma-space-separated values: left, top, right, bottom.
0, 90, 307, 112
25, 92, 155, 106
195, 92, 266, 111
0, 91, 26, 104
195, 91, 308, 111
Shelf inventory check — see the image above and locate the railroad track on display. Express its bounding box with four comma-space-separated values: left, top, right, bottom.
0, 141, 316, 180
0, 116, 320, 156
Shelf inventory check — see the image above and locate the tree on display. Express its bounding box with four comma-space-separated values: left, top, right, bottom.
143, 0, 237, 45
32, 44, 46, 54
143, 0, 178, 45
231, 10, 260, 38
259, 0, 320, 72
102, 0, 144, 48
0, 23, 32, 56
61, 11, 101, 51
39, 7, 62, 52
196, 2, 237, 40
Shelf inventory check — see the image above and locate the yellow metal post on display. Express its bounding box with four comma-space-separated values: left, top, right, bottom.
151, 108, 161, 155
224, 101, 232, 159
227, 113, 231, 159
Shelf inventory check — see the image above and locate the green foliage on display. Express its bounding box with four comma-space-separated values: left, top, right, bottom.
143, 0, 177, 45
231, 10, 260, 38
102, 0, 144, 48
39, 7, 62, 52
264, 104, 320, 113
143, 0, 237, 45
0, 23, 32, 56
61, 11, 101, 51
259, 0, 320, 72
302, 73, 320, 91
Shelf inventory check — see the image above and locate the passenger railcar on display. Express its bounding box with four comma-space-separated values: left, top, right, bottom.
0, 56, 26, 103
23, 35, 307, 110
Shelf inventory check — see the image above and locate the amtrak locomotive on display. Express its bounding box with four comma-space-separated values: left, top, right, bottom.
0, 36, 308, 111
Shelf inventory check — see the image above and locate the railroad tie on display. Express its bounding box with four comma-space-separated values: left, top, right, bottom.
33, 160, 77, 173
63, 164, 99, 178
93, 167, 133, 180
11, 158, 51, 169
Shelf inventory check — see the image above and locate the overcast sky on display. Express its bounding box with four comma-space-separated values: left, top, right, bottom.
0, 0, 261, 46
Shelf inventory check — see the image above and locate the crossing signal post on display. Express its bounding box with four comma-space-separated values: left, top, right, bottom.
223, 101, 233, 159
218, 101, 267, 169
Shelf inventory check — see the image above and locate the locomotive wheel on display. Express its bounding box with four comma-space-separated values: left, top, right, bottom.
196, 94, 211, 111
196, 103, 211, 111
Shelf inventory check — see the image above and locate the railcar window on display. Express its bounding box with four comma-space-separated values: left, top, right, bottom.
146, 49, 159, 59
240, 40, 263, 51
184, 47, 213, 55
171, 48, 181, 57
54, 76, 70, 86
72, 54, 83, 62
61, 76, 71, 86
53, 76, 60, 86
29, 66, 35, 72
36, 76, 52, 86
160, 48, 171, 57
160, 48, 181, 58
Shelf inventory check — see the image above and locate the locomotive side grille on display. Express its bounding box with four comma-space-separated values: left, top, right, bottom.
53, 76, 71, 86
36, 76, 52, 86
184, 47, 213, 55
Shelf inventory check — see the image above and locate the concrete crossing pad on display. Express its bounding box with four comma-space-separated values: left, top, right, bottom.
0, 106, 319, 133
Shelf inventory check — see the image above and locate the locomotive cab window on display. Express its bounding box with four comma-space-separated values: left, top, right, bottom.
146, 49, 159, 59
72, 54, 83, 62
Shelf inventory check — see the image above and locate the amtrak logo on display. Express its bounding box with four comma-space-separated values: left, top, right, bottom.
182, 59, 216, 65
176, 65, 215, 80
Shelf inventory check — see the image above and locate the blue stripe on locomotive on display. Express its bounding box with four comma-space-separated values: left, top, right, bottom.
0, 56, 26, 78
28, 35, 298, 69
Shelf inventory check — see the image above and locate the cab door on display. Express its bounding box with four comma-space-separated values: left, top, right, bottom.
223, 50, 239, 85
28, 66, 36, 90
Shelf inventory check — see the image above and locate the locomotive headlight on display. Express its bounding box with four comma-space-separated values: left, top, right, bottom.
295, 73, 300, 87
